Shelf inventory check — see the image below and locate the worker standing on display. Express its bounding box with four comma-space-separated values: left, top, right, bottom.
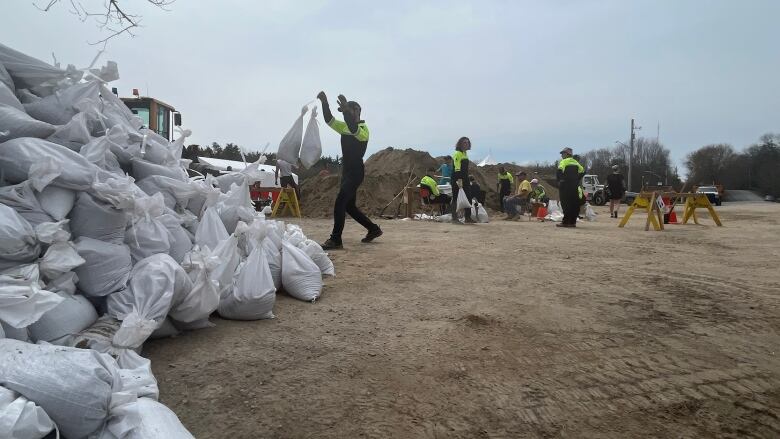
497, 166, 513, 212
556, 147, 584, 228
450, 137, 477, 224
274, 158, 300, 201
606, 164, 625, 218
317, 91, 382, 250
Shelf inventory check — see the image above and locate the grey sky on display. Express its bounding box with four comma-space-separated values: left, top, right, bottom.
3, 0, 779, 169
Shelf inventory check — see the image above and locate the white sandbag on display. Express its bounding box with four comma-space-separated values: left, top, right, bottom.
0, 61, 13, 90
116, 350, 159, 401
74, 237, 132, 296
131, 158, 187, 182
149, 317, 179, 340
299, 239, 335, 277
210, 236, 241, 297
0, 339, 140, 439
475, 204, 489, 223
137, 175, 199, 209
125, 194, 171, 263
0, 103, 56, 142
0, 81, 23, 111
128, 398, 194, 439
1, 322, 29, 341
69, 191, 127, 244
0, 204, 40, 270
0, 386, 57, 439
186, 178, 220, 217
585, 202, 597, 221
35, 185, 76, 220
28, 292, 98, 344
0, 272, 63, 329
101, 124, 142, 166
0, 137, 107, 192
108, 254, 192, 349
23, 80, 100, 125
195, 206, 229, 250
45, 270, 78, 295
456, 186, 471, 211
0, 43, 82, 95
300, 106, 322, 168
281, 241, 323, 302
218, 246, 275, 320
276, 106, 307, 164
214, 182, 256, 234
175, 247, 219, 324
36, 220, 85, 280
96, 83, 144, 134
262, 236, 282, 290
234, 219, 269, 258
159, 214, 193, 263
0, 182, 54, 227
47, 111, 96, 150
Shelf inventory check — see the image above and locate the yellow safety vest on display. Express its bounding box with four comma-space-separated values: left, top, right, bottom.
420, 176, 440, 196
452, 150, 468, 172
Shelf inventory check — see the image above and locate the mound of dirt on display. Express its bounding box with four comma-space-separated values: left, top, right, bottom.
299, 147, 559, 217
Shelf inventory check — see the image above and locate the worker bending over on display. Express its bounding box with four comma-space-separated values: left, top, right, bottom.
420, 168, 451, 214
317, 91, 382, 250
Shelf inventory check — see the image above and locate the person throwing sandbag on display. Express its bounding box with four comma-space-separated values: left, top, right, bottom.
317, 91, 382, 250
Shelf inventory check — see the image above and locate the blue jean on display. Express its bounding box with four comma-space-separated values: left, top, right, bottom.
503, 196, 528, 215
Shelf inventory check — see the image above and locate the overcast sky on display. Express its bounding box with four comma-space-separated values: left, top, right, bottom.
3, 0, 778, 168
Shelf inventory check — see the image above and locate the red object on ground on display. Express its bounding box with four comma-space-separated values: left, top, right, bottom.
537, 206, 548, 220
667, 210, 678, 223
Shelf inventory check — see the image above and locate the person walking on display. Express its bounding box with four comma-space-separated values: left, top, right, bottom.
317, 91, 382, 249
556, 147, 584, 228
450, 136, 477, 224
606, 164, 625, 218
497, 166, 513, 212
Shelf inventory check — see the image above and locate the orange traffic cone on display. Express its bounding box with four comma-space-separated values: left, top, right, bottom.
667, 210, 678, 224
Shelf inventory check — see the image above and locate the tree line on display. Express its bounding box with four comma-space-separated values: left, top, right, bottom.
684, 133, 779, 197
579, 137, 681, 191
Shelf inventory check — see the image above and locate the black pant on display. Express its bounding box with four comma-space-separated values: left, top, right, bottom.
560, 186, 580, 225
279, 175, 299, 200
331, 167, 377, 241
450, 178, 472, 220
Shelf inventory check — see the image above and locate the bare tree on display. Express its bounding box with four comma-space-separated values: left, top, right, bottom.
34, 0, 174, 44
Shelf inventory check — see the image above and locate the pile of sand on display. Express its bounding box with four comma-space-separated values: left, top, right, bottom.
300, 147, 559, 217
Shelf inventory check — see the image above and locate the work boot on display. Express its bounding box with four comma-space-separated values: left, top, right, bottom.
361, 227, 383, 243
321, 238, 343, 250
465, 218, 478, 224
503, 214, 516, 221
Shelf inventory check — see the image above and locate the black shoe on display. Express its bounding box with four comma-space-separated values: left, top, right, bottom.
465, 218, 478, 224
321, 239, 343, 250
361, 227, 383, 243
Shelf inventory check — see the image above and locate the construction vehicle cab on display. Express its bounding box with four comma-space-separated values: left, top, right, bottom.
120, 90, 182, 142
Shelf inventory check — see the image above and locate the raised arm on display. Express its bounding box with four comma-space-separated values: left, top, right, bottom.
316, 91, 369, 141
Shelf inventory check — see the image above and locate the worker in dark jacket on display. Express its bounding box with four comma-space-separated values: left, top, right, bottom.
317, 91, 382, 249
556, 147, 584, 228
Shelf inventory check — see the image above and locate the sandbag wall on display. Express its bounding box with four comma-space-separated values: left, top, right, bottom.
0, 43, 333, 439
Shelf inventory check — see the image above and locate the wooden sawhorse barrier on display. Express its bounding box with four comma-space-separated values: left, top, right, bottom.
271, 187, 301, 218
619, 191, 722, 230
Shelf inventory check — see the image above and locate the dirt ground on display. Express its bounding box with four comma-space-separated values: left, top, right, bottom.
145, 202, 780, 439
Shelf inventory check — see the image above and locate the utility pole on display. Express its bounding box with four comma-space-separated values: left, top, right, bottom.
628, 118, 641, 192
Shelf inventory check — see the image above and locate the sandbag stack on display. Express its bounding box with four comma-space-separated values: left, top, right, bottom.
0, 43, 334, 438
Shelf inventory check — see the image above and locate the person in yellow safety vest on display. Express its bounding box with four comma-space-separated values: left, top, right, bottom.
556, 147, 585, 228
450, 137, 477, 224
420, 168, 451, 214
496, 166, 514, 212
317, 91, 382, 250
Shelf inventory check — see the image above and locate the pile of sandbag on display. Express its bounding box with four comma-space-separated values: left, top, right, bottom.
0, 43, 333, 437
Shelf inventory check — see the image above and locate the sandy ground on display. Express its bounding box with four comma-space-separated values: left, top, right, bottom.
145, 202, 780, 439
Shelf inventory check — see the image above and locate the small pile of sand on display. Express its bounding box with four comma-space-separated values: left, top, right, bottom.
299, 147, 559, 217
